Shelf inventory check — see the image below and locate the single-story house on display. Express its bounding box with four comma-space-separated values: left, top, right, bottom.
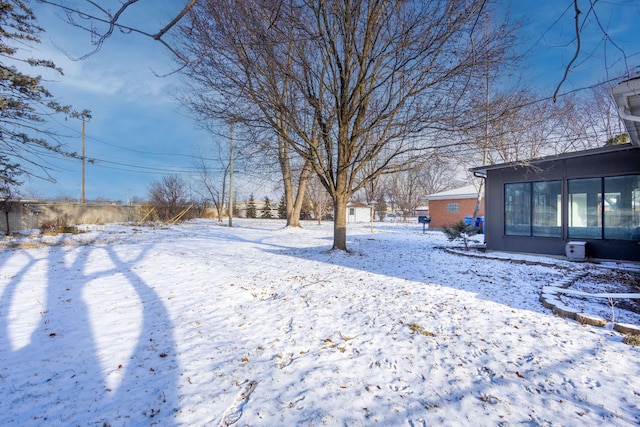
346, 201, 372, 223
470, 77, 640, 262
425, 185, 484, 228
471, 143, 640, 261
415, 206, 429, 217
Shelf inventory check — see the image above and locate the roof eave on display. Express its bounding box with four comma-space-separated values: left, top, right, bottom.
610, 78, 640, 146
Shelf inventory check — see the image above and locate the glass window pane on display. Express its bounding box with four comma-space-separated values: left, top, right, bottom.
505, 183, 530, 236
604, 175, 640, 241
532, 181, 562, 237
446, 203, 459, 213
568, 178, 602, 239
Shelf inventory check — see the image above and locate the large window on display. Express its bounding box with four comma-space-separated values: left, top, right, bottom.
604, 175, 640, 240
568, 178, 602, 239
505, 181, 561, 237
533, 181, 562, 237
568, 175, 640, 241
446, 203, 459, 213
505, 183, 530, 236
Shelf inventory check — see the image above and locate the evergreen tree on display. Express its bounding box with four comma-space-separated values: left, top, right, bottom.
441, 220, 478, 251
300, 197, 313, 220
261, 196, 272, 219
0, 1, 90, 182
0, 157, 21, 235
277, 193, 287, 219
246, 194, 257, 218
605, 133, 630, 146
375, 195, 387, 221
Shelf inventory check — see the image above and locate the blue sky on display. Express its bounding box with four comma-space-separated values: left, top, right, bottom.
22, 0, 640, 202
23, 1, 214, 202
508, 0, 640, 90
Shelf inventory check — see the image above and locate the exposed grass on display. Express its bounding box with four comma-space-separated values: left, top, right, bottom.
623, 333, 640, 347
407, 323, 435, 337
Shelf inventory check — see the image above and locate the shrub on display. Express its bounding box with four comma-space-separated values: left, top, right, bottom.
441, 219, 478, 250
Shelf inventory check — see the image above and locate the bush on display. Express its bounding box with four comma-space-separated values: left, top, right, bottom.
441, 219, 478, 250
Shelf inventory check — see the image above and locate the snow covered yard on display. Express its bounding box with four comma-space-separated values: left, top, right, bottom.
0, 219, 639, 426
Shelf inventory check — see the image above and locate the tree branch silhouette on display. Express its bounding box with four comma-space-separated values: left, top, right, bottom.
36, 0, 197, 61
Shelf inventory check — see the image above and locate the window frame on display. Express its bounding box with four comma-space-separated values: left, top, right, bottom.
446, 203, 459, 213
504, 180, 562, 238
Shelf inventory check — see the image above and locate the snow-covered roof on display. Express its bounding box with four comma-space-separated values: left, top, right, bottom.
425, 184, 481, 200
346, 201, 370, 208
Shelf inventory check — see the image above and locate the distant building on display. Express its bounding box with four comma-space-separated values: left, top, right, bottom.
425, 185, 484, 228
346, 201, 371, 223
415, 206, 429, 217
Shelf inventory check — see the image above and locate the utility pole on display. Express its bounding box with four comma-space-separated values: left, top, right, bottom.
81, 118, 86, 204
228, 121, 234, 227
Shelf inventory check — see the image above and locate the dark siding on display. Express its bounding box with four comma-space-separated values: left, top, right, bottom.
483, 146, 640, 261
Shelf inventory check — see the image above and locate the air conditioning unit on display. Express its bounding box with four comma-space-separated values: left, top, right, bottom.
565, 241, 587, 260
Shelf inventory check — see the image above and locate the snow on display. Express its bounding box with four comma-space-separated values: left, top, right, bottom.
547, 287, 640, 300
1, 219, 639, 426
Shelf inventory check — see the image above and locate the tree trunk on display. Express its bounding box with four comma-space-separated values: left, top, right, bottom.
282, 171, 296, 225
472, 179, 485, 223
278, 122, 299, 228
332, 192, 349, 251
4, 211, 10, 236
288, 161, 313, 227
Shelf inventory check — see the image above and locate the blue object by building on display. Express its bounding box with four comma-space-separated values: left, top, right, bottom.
464, 216, 484, 234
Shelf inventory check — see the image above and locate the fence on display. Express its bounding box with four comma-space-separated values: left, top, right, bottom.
1, 202, 148, 234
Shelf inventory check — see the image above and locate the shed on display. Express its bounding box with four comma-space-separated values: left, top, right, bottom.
346, 201, 371, 223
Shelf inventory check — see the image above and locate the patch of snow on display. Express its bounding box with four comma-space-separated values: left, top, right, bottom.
0, 219, 639, 426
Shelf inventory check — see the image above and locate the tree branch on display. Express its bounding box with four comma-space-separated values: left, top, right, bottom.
553, 0, 581, 103
36, 0, 197, 62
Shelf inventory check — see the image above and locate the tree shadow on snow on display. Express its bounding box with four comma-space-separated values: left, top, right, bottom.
268, 233, 556, 308
0, 234, 179, 426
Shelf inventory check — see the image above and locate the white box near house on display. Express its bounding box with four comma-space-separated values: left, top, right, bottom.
565, 241, 587, 260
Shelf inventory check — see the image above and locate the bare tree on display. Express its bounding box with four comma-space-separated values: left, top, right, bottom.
389, 163, 427, 222
553, 88, 626, 152
419, 157, 460, 197
456, 88, 553, 168
177, 11, 313, 229
147, 174, 191, 221
552, 0, 636, 101
193, 143, 229, 222
458, 85, 627, 174
386, 157, 459, 222
180, 0, 512, 251
358, 156, 388, 207
306, 176, 332, 225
